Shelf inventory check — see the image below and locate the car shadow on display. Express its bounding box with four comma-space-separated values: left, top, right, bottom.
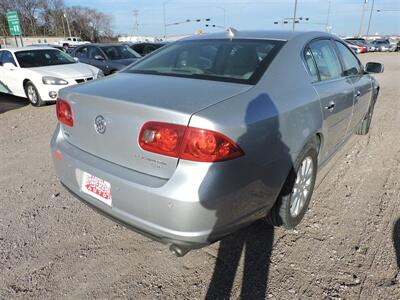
200, 93, 295, 299
394, 219, 400, 269
0, 93, 29, 114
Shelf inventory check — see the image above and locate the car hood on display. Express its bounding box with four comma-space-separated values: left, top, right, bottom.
61, 72, 252, 114
30, 63, 98, 79
111, 58, 139, 66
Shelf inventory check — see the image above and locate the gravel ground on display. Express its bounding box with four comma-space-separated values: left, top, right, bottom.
0, 52, 399, 300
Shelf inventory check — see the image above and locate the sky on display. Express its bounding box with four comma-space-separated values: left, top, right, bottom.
65, 0, 400, 37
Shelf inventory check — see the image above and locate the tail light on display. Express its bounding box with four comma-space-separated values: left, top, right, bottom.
56, 98, 73, 127
139, 122, 244, 162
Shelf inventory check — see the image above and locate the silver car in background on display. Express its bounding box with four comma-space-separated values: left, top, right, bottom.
51, 30, 383, 256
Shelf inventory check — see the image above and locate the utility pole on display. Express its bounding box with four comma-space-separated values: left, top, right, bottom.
64, 13, 72, 38
133, 9, 139, 36
292, 0, 299, 31
61, 15, 66, 37
366, 0, 375, 37
358, 0, 368, 37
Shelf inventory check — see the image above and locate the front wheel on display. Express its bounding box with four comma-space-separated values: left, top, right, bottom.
25, 82, 44, 107
266, 139, 318, 229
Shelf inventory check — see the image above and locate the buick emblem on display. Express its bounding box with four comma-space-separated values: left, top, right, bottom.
94, 115, 107, 134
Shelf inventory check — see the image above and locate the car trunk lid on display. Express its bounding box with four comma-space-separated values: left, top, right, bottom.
59, 73, 251, 179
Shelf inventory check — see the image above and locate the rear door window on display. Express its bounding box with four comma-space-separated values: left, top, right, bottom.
308, 40, 342, 81
334, 41, 362, 76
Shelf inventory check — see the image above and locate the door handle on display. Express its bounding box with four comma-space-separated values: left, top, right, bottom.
324, 102, 336, 111
355, 90, 361, 97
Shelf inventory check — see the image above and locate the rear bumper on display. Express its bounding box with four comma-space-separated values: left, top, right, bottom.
50, 125, 282, 248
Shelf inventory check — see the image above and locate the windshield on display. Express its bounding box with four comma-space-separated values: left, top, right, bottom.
124, 39, 285, 84
15, 49, 75, 68
101, 45, 141, 60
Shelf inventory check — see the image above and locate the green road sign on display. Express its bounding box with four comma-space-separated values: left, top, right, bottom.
7, 11, 22, 36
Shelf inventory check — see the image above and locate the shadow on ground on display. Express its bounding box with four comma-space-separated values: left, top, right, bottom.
0, 93, 29, 114
205, 221, 274, 299
393, 219, 400, 269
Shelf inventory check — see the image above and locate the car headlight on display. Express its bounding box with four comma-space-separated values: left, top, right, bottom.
97, 70, 105, 78
42, 76, 68, 85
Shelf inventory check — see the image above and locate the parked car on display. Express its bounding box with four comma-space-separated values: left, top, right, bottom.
0, 47, 103, 106
389, 39, 398, 52
345, 38, 374, 52
345, 41, 367, 54
345, 42, 363, 54
57, 36, 90, 48
71, 44, 141, 75
126, 42, 167, 56
371, 39, 391, 52
51, 30, 383, 256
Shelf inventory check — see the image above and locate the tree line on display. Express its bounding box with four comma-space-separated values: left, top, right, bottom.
0, 0, 114, 42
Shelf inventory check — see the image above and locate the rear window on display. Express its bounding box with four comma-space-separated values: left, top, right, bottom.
124, 39, 285, 84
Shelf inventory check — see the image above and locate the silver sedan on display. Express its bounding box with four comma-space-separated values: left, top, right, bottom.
51, 30, 383, 256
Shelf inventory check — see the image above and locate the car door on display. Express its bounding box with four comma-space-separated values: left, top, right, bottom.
88, 46, 108, 74
333, 40, 372, 133
305, 39, 354, 160
0, 51, 21, 96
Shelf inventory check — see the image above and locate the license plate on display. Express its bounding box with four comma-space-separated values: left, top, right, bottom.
81, 172, 112, 206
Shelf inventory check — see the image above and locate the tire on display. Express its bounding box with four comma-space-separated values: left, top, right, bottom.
356, 101, 375, 135
266, 138, 318, 229
24, 81, 45, 107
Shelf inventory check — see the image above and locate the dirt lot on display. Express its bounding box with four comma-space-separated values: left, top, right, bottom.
0, 52, 399, 299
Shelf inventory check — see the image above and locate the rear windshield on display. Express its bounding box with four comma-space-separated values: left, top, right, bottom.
124, 39, 285, 84
101, 45, 141, 60
15, 49, 75, 68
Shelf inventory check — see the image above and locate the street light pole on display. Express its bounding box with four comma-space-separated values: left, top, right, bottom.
358, 0, 368, 37
326, 0, 331, 32
366, 0, 375, 37
163, 0, 172, 39
216, 6, 226, 28
292, 0, 298, 31
163, 2, 167, 39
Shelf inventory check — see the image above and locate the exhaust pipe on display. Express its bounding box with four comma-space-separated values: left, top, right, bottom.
169, 244, 190, 257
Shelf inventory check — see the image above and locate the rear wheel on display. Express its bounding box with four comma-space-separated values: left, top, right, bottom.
266, 139, 318, 229
356, 101, 375, 135
25, 81, 45, 107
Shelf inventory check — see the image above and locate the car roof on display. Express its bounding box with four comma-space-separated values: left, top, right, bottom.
77, 43, 125, 47
0, 46, 56, 53
180, 30, 334, 42
128, 42, 167, 45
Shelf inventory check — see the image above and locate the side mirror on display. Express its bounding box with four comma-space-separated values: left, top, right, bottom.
3, 62, 17, 70
73, 57, 79, 62
94, 55, 105, 61
365, 62, 384, 73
